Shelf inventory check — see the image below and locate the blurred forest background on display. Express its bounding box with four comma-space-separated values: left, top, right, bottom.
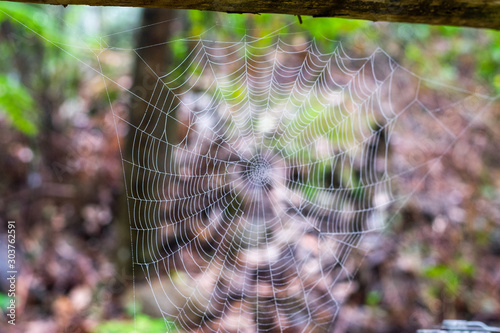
0, 2, 499, 333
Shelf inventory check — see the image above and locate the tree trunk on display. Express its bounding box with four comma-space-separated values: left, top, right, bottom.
115, 7, 179, 276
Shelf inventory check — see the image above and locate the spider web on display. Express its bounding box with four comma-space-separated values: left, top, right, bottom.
1, 5, 497, 332
99, 26, 497, 332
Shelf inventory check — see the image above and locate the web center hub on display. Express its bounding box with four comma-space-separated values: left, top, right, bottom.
246, 155, 272, 187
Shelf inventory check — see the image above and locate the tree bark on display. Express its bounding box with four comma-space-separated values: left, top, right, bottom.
6, 0, 500, 30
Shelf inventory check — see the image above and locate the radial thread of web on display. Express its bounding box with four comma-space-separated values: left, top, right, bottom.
101, 30, 497, 333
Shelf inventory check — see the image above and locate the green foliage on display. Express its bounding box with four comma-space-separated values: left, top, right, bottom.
0, 74, 38, 136
95, 314, 176, 333
493, 74, 500, 94
302, 182, 318, 201
0, 3, 62, 46
0, 3, 93, 136
0, 293, 10, 311
423, 258, 475, 298
393, 23, 500, 93
190, 12, 291, 41
302, 17, 370, 43
172, 38, 189, 62
424, 264, 461, 297
366, 290, 382, 306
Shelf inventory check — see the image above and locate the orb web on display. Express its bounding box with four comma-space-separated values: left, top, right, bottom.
0, 6, 497, 332
100, 30, 497, 332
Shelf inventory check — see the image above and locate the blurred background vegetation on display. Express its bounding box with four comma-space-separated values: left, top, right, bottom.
0, 2, 499, 332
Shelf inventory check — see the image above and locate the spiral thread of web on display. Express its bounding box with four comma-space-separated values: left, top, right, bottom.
112, 33, 496, 332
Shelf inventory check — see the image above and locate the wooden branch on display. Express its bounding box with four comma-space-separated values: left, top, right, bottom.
7, 0, 500, 30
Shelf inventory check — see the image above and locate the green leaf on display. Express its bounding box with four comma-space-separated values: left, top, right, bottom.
0, 3, 62, 46
95, 314, 176, 333
457, 258, 475, 278
0, 293, 10, 311
493, 74, 500, 94
366, 290, 382, 306
423, 264, 461, 297
0, 74, 38, 136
